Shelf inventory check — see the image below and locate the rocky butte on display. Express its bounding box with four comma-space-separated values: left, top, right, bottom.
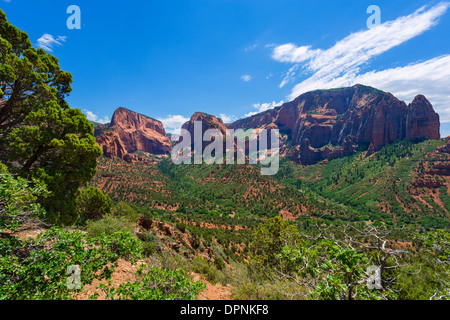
94, 107, 172, 163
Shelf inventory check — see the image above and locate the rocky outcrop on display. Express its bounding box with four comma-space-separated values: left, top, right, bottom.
406, 95, 440, 141
290, 135, 358, 165
229, 84, 440, 165
429, 138, 450, 176
174, 112, 244, 159
95, 107, 172, 160
411, 138, 450, 189
437, 138, 450, 154
178, 112, 230, 150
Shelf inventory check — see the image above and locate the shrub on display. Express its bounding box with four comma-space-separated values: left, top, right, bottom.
76, 187, 112, 223
214, 257, 225, 271
0, 162, 48, 232
139, 211, 154, 227
111, 201, 140, 222
0, 228, 142, 300
176, 222, 187, 233
104, 266, 206, 300
86, 216, 135, 238
233, 279, 302, 300
249, 216, 303, 270
141, 232, 162, 256
191, 257, 219, 284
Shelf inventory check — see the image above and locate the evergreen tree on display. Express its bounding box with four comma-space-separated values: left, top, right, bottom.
76, 187, 112, 223
0, 9, 102, 224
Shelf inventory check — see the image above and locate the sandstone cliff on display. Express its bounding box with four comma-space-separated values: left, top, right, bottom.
95, 107, 172, 162
229, 84, 440, 165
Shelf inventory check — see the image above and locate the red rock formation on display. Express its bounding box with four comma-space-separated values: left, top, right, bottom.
438, 138, 450, 154
176, 112, 285, 161
412, 139, 450, 189
229, 84, 441, 165
428, 138, 450, 177
180, 112, 229, 148
95, 107, 172, 160
406, 95, 440, 141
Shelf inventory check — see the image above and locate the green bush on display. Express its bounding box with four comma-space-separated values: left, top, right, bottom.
176, 222, 187, 233
233, 279, 303, 300
111, 201, 139, 222
138, 211, 154, 227
191, 257, 219, 284
249, 216, 303, 270
0, 162, 48, 232
0, 228, 142, 300
214, 257, 225, 271
86, 216, 135, 238
141, 232, 162, 256
142, 242, 162, 256
76, 187, 112, 223
104, 266, 205, 300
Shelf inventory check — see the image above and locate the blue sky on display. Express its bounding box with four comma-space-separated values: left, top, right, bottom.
2, 0, 450, 136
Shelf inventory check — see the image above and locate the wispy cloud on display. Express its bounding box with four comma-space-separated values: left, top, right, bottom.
244, 100, 284, 118
279, 65, 299, 88
219, 113, 237, 123
244, 44, 258, 52
37, 34, 67, 52
270, 2, 450, 121
241, 75, 252, 82
158, 115, 190, 135
84, 110, 110, 124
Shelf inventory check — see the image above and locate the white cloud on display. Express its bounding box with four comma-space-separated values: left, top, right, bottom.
241, 75, 252, 82
245, 44, 258, 52
219, 113, 237, 123
244, 100, 284, 118
84, 110, 110, 124
37, 34, 67, 52
270, 2, 450, 121
279, 65, 299, 88
272, 44, 320, 64
274, 2, 449, 77
158, 115, 190, 135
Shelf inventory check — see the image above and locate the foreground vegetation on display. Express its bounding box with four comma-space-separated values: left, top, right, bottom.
4, 151, 450, 300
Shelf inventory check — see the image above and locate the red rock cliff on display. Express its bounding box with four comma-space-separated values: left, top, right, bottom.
229, 84, 440, 165
95, 107, 172, 161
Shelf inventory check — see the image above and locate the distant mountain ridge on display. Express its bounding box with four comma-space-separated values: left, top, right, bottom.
94, 85, 440, 166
